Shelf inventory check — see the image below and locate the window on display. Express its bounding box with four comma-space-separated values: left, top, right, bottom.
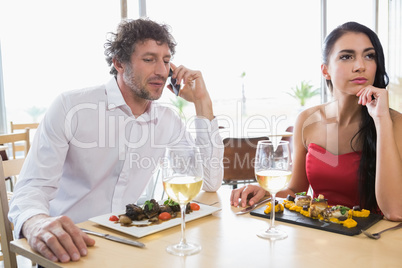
327, 0, 376, 32
0, 0, 121, 124
147, 0, 321, 135
388, 0, 402, 111
0, 1, 399, 134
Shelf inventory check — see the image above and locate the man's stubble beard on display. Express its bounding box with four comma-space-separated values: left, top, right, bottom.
122, 64, 161, 101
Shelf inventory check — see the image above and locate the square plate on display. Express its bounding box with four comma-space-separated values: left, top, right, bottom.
250, 206, 383, 236
89, 203, 221, 238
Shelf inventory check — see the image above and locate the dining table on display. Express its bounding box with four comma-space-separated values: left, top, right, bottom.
10, 187, 402, 268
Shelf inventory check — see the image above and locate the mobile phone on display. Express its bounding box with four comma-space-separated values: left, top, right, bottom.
168, 68, 180, 96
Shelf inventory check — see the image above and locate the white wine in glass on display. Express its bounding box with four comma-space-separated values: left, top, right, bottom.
162, 146, 203, 256
255, 140, 292, 240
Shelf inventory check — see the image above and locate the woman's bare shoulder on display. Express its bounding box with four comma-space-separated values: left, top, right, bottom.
390, 109, 402, 134
390, 109, 402, 122
296, 104, 326, 125
294, 104, 328, 148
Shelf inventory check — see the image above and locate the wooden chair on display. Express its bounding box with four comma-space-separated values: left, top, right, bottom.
0, 157, 20, 268
10, 122, 38, 159
222, 136, 269, 189
0, 130, 30, 191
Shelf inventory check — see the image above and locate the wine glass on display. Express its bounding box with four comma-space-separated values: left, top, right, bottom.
255, 140, 292, 240
161, 146, 204, 256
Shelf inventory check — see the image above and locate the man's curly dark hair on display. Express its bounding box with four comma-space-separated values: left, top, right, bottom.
104, 19, 177, 76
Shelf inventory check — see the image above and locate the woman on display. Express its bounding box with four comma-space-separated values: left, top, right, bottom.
230, 22, 402, 221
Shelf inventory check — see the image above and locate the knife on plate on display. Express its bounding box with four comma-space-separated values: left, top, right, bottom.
81, 228, 145, 248
235, 197, 271, 215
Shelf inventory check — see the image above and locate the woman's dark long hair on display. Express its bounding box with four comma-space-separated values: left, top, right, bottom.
322, 22, 389, 212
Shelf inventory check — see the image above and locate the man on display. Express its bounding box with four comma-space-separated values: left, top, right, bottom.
9, 19, 223, 263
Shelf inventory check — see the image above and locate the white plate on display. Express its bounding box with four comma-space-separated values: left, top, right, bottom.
89, 203, 221, 238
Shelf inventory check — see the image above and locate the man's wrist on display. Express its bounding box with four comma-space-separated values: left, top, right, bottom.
194, 98, 214, 121
22, 214, 48, 238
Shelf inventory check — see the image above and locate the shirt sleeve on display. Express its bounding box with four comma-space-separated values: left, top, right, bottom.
193, 117, 224, 192
8, 94, 70, 238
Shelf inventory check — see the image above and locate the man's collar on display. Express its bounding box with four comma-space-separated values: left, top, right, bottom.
105, 77, 126, 110
105, 77, 159, 124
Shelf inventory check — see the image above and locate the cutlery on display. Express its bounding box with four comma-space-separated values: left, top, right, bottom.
81, 228, 145, 248
236, 197, 271, 215
361, 222, 402, 240
193, 200, 219, 206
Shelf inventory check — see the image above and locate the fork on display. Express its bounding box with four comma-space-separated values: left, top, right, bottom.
235, 197, 271, 215
361, 222, 402, 239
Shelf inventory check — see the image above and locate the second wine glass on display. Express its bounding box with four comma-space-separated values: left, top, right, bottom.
162, 146, 203, 256
255, 140, 292, 240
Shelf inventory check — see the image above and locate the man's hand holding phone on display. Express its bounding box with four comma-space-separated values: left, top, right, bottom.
168, 68, 181, 96
168, 64, 214, 120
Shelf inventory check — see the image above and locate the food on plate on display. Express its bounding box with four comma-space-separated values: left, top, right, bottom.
125, 204, 146, 221
309, 194, 328, 218
143, 199, 160, 219
342, 218, 358, 228
282, 193, 370, 228
118, 215, 133, 225
190, 203, 200, 211
286, 194, 295, 202
109, 198, 200, 226
263, 200, 284, 214
322, 205, 350, 221
164, 197, 181, 212
295, 192, 312, 207
350, 205, 370, 217
159, 204, 173, 214
109, 215, 119, 221
158, 212, 172, 221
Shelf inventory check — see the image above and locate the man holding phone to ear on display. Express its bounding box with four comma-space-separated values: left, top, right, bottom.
9, 18, 223, 263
